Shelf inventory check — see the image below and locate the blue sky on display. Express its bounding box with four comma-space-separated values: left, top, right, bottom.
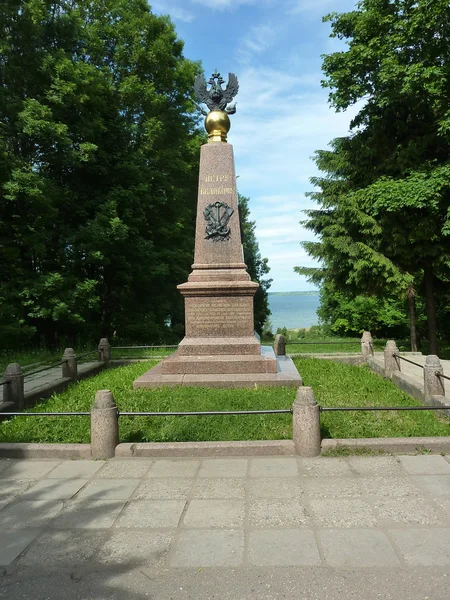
151, 0, 359, 292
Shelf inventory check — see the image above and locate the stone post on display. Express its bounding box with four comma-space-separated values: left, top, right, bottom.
2, 363, 25, 410
62, 348, 77, 382
98, 338, 111, 363
384, 340, 400, 379
274, 334, 286, 356
361, 331, 374, 360
91, 390, 119, 459
423, 355, 445, 404
292, 387, 321, 457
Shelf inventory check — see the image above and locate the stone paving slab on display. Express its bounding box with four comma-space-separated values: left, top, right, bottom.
369, 354, 450, 397
1, 453, 450, 599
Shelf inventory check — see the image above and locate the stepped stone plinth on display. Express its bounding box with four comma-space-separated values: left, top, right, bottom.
134, 71, 301, 389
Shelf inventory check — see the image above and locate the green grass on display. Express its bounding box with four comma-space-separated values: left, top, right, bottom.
0, 362, 295, 443
110, 347, 177, 360
285, 335, 404, 355
296, 357, 450, 439
286, 339, 365, 354
1, 357, 449, 443
0, 349, 65, 375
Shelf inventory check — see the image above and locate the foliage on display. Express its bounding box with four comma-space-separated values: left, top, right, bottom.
0, 0, 203, 349
296, 0, 450, 351
261, 318, 274, 342
317, 282, 411, 338
238, 193, 272, 334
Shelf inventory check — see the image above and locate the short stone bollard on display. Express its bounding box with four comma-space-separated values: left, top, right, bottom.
91, 390, 119, 459
423, 355, 445, 404
384, 340, 401, 379
292, 387, 321, 457
98, 338, 111, 363
2, 363, 25, 410
62, 348, 77, 382
361, 331, 374, 359
274, 334, 286, 356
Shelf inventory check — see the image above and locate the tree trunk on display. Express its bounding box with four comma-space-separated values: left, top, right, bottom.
423, 264, 438, 355
407, 286, 417, 352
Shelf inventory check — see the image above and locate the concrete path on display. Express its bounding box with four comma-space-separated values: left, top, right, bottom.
1, 455, 450, 599
0, 362, 100, 404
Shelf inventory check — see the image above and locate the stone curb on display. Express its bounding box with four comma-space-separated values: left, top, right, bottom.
0, 443, 91, 459
322, 436, 450, 453
1, 437, 450, 458
115, 440, 295, 457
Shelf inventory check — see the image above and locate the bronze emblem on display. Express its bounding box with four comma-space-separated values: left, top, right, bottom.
194, 70, 239, 116
204, 201, 234, 242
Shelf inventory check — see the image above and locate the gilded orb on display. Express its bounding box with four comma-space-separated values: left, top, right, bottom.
205, 110, 230, 143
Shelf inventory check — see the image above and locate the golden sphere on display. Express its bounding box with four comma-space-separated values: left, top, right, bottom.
205, 110, 230, 142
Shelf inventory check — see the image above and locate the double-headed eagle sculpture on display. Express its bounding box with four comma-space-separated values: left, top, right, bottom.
194, 70, 239, 116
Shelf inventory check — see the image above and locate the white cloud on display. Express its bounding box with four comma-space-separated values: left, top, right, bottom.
151, 1, 196, 22
237, 24, 278, 64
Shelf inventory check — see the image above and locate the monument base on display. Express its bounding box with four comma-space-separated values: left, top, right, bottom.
133, 352, 302, 389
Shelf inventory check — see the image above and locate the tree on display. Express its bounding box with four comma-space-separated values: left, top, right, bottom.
297, 0, 450, 352
0, 0, 202, 347
238, 194, 272, 334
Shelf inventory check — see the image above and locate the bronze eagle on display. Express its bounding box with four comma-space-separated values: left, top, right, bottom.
194, 70, 239, 115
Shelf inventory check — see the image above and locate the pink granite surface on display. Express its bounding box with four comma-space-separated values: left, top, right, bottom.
177, 337, 260, 356
161, 352, 277, 375
133, 354, 302, 389
191, 142, 243, 268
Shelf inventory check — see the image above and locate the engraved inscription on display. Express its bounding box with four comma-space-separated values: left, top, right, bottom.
204, 174, 230, 183
200, 187, 234, 195
186, 298, 254, 337
201, 174, 233, 195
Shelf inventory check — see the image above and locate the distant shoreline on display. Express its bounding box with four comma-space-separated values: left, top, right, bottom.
268, 291, 319, 297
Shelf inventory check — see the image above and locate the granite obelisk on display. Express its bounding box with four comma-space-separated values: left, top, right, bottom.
134, 71, 301, 388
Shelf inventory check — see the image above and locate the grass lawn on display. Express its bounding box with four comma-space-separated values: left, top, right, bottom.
1, 357, 449, 444
285, 336, 404, 355
110, 347, 177, 360
298, 358, 450, 439
0, 349, 65, 375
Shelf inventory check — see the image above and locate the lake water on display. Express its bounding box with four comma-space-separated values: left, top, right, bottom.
268, 293, 320, 331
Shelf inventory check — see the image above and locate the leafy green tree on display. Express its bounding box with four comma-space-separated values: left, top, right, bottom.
297, 0, 450, 352
317, 280, 413, 338
238, 194, 272, 334
0, 0, 202, 347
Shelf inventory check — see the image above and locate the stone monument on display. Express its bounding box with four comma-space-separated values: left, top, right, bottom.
134, 70, 301, 388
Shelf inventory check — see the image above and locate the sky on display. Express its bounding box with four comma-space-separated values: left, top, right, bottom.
151, 0, 359, 292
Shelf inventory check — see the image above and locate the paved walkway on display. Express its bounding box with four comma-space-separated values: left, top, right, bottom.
1, 455, 450, 599
0, 362, 100, 404
371, 353, 450, 396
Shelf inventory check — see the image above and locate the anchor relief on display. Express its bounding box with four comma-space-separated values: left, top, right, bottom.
203, 201, 234, 242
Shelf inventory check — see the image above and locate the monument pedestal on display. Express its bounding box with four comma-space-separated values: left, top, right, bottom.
134, 135, 301, 389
